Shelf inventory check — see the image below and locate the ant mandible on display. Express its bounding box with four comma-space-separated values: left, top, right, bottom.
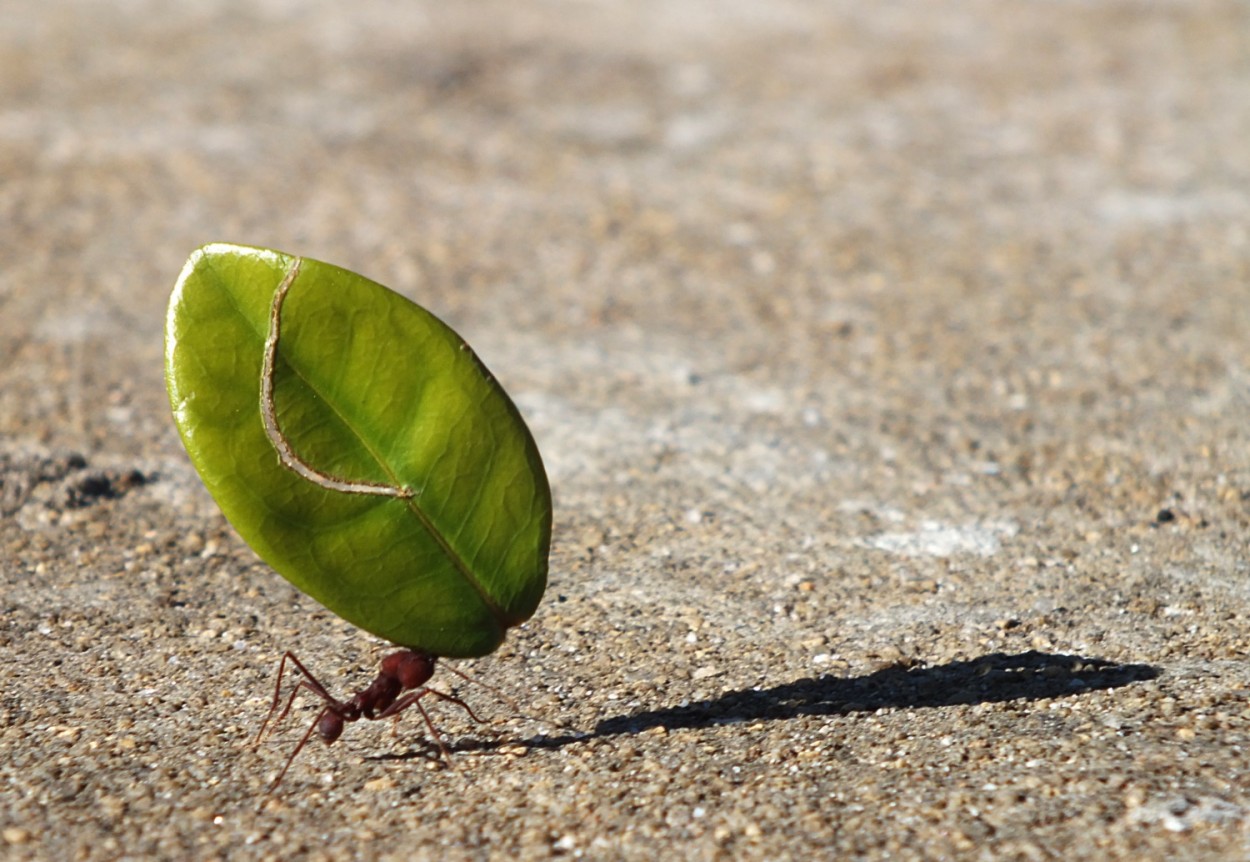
253, 649, 485, 792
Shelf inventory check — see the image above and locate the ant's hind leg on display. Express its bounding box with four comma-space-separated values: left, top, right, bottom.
254, 652, 341, 746
265, 705, 336, 794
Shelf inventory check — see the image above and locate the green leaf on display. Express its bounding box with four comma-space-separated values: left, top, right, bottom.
164, 243, 551, 657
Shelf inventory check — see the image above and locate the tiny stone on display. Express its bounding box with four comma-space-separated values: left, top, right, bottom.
2, 828, 31, 845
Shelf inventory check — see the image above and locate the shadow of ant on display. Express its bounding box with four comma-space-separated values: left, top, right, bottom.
375, 649, 1160, 760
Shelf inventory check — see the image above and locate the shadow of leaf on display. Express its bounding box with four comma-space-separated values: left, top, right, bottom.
380, 650, 1160, 760
588, 650, 1160, 739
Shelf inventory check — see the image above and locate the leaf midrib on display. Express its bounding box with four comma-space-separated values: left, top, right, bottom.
209, 256, 514, 632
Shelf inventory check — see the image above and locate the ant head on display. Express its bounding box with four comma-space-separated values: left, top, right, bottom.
381, 650, 436, 690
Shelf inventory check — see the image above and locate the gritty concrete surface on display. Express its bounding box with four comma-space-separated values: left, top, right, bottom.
2, 1, 1250, 859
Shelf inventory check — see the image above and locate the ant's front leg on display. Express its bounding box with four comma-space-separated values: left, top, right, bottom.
373, 687, 489, 765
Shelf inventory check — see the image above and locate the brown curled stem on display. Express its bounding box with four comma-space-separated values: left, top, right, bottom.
259, 257, 414, 499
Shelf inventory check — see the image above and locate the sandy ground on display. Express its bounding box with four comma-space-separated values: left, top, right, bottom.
2, 1, 1250, 859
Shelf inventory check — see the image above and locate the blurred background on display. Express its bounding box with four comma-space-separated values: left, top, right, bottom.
2, 2, 1249, 859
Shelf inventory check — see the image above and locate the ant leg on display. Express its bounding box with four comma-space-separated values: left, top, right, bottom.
253, 653, 359, 794
411, 695, 454, 766
440, 663, 521, 713
372, 688, 489, 766
259, 679, 336, 746
379, 687, 488, 725
265, 705, 333, 795
255, 652, 301, 746
254, 652, 342, 746
370, 689, 454, 764
422, 688, 489, 724
441, 662, 575, 735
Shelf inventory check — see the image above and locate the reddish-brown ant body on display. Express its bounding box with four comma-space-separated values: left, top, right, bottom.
255, 649, 485, 792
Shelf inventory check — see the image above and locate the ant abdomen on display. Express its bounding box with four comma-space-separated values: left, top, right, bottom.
253, 649, 485, 793
316, 711, 345, 744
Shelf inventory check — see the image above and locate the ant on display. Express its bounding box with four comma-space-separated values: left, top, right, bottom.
253, 649, 487, 793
